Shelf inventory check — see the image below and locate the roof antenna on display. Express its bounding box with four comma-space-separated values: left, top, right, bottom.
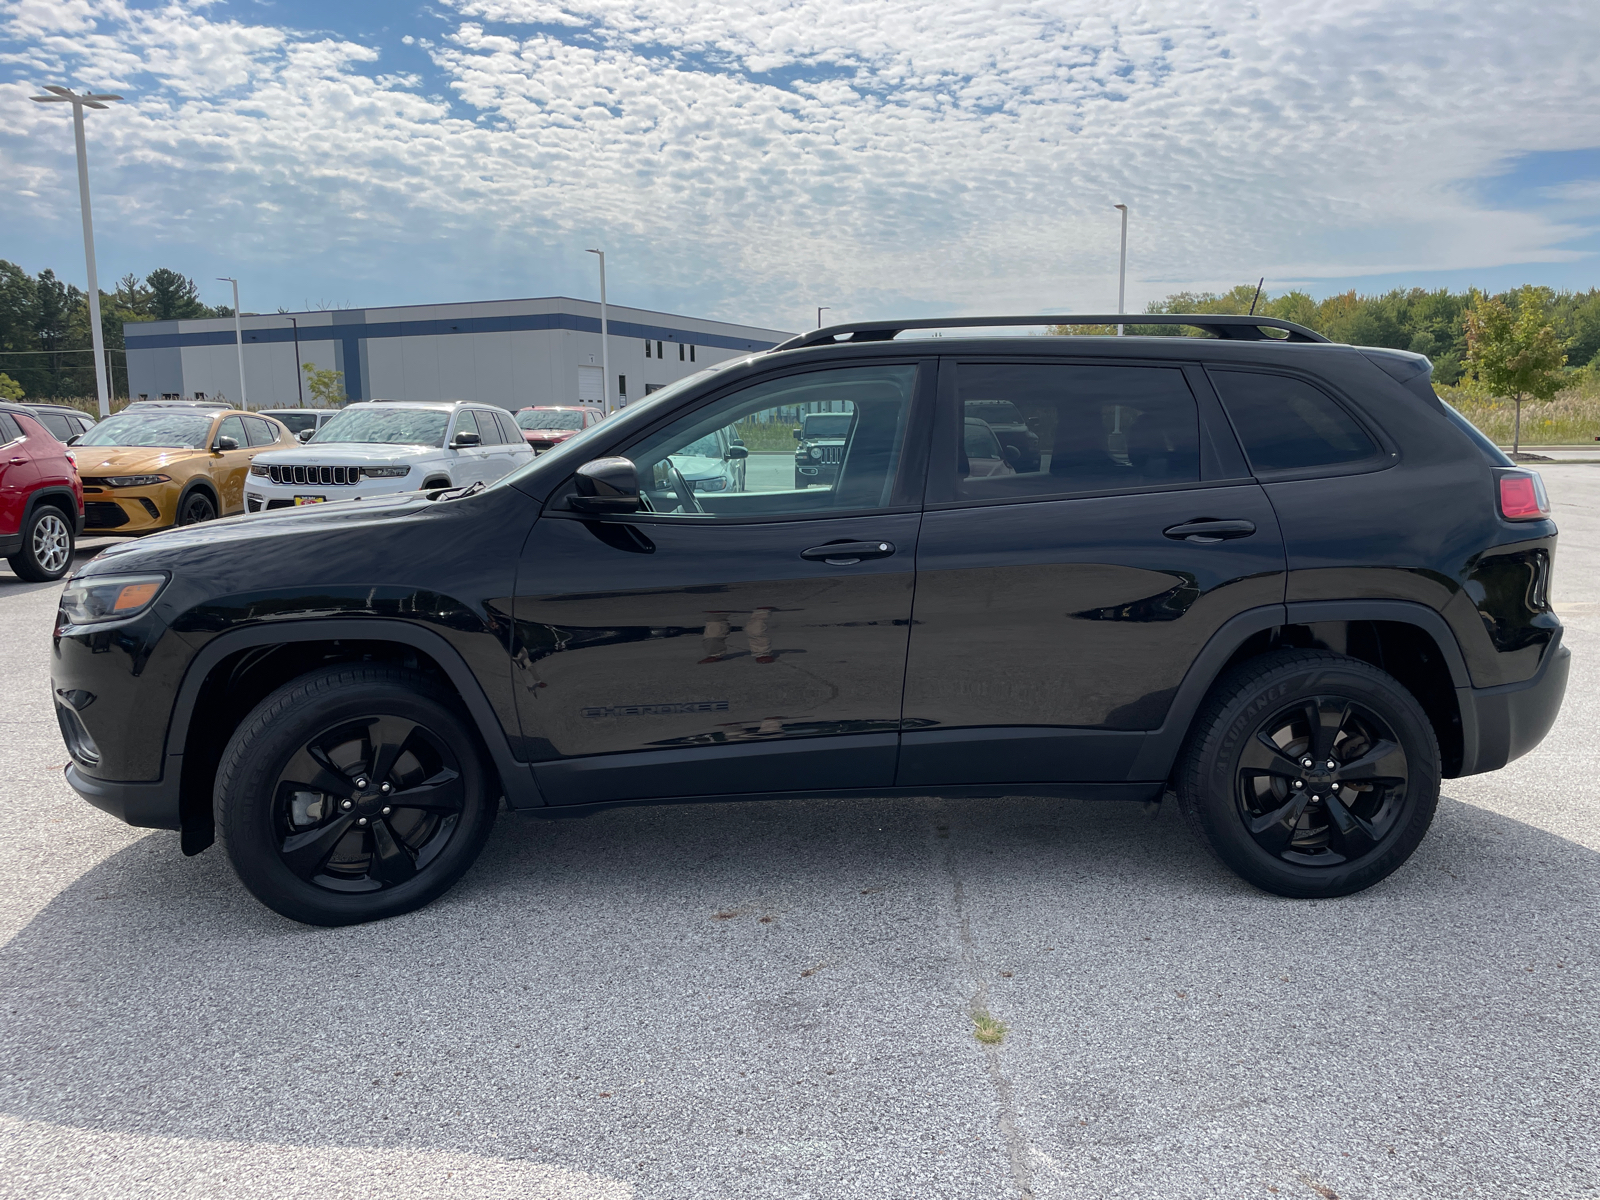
1248, 277, 1264, 316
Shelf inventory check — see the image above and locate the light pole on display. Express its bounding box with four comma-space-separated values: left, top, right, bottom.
1113, 204, 1129, 336
585, 249, 610, 415
817, 306, 830, 329
30, 85, 123, 418
286, 317, 304, 405
217, 277, 247, 408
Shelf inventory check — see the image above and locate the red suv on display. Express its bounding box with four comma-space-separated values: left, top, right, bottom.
1, 403, 83, 581
513, 405, 603, 453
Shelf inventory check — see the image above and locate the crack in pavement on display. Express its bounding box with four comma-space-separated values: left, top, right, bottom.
930, 801, 1036, 1199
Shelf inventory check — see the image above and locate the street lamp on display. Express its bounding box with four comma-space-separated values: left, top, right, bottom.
1113, 204, 1129, 336
217, 277, 247, 408
817, 306, 830, 329
585, 249, 610, 416
285, 316, 304, 405
29, 85, 123, 418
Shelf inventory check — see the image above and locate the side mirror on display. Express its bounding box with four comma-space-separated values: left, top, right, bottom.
297, 428, 315, 443
568, 457, 642, 515
1025, 416, 1045, 432
66, 434, 81, 446
1003, 443, 1022, 464
214, 435, 240, 452
726, 445, 749, 460
792, 428, 803, 440
451, 431, 483, 448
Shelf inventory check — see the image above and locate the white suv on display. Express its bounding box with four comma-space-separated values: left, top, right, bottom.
246, 401, 532, 511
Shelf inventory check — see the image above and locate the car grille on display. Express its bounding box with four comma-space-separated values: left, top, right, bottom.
814, 445, 844, 465
84, 501, 129, 529
267, 464, 362, 486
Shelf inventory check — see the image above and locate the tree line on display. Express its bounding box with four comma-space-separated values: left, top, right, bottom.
0, 261, 232, 401
1139, 282, 1600, 386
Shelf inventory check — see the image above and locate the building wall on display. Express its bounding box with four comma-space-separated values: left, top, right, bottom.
124, 298, 791, 411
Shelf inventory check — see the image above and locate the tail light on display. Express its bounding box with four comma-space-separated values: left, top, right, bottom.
65, 451, 77, 468
1496, 469, 1550, 521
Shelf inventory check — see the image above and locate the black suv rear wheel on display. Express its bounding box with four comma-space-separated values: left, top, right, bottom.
1177, 650, 1439, 898
215, 665, 498, 925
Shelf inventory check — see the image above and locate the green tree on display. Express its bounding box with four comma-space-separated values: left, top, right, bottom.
0, 372, 23, 401
1464, 287, 1568, 456
145, 268, 210, 321
302, 362, 346, 407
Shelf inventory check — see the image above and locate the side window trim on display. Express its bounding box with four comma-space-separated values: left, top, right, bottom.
1203, 364, 1396, 481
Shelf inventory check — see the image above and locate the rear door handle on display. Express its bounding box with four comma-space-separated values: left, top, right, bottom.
801, 540, 895, 564
1163, 518, 1256, 543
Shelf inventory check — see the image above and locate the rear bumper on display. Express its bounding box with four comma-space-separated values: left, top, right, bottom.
1456, 633, 1571, 776
65, 762, 181, 831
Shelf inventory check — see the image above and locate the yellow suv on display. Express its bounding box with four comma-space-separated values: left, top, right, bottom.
74, 406, 297, 533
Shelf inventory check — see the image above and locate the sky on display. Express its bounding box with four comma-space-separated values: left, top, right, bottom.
3, 0, 1600, 332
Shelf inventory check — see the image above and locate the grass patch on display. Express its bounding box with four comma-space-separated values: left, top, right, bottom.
1439, 378, 1600, 445
972, 1011, 1007, 1046
732, 418, 798, 452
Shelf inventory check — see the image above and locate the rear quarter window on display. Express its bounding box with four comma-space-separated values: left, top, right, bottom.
0, 414, 21, 443
1209, 370, 1378, 473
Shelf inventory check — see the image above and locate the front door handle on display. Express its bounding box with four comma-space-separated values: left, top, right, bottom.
1163, 518, 1256, 543
801, 539, 895, 565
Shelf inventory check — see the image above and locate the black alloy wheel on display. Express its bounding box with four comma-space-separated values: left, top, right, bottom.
216, 665, 498, 925
179, 490, 217, 525
1177, 650, 1439, 898
9, 505, 75, 582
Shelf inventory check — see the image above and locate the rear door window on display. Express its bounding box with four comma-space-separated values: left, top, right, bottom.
945, 363, 1201, 501
1209, 370, 1378, 473
0, 414, 21, 444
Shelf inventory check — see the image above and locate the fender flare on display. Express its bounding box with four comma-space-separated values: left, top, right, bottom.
166, 617, 543, 809
1128, 599, 1472, 781
23, 486, 83, 535
174, 478, 221, 522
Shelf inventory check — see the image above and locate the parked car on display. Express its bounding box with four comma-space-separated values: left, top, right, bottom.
53, 313, 1569, 926
256, 408, 339, 438
963, 416, 1017, 478
21, 403, 97, 443
514, 405, 604, 453
670, 425, 747, 494
793, 409, 852, 488
245, 401, 532, 511
1, 403, 83, 581
962, 398, 1042, 470
71, 407, 296, 533
124, 399, 231, 411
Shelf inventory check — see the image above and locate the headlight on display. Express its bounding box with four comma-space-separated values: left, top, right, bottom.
102, 474, 170, 487
58, 573, 169, 625
692, 477, 728, 492
249, 463, 270, 477
809, 446, 823, 460
361, 466, 411, 478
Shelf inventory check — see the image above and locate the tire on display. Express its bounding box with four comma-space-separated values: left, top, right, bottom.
1176, 649, 1439, 898
8, 504, 75, 582
794, 472, 808, 489
178, 489, 217, 525
215, 665, 499, 925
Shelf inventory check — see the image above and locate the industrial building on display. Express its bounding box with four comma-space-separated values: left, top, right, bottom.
123, 297, 793, 411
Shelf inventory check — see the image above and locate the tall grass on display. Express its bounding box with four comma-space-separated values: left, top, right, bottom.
1438, 379, 1600, 446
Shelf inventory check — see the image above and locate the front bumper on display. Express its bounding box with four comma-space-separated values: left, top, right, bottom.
65, 762, 181, 830
1456, 633, 1571, 776
246, 474, 426, 511
81, 485, 175, 533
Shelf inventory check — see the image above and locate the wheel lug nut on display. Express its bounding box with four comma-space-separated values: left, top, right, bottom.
381, 806, 391, 815
355, 778, 369, 789
1331, 782, 1340, 791
1301, 758, 1313, 768
341, 800, 353, 810
1325, 760, 1336, 770
1293, 780, 1304, 789
381, 783, 392, 793
357, 817, 369, 826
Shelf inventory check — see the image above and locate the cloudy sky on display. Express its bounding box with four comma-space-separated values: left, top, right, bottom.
3, 0, 1599, 331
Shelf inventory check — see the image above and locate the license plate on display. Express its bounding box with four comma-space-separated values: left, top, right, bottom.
293, 495, 326, 505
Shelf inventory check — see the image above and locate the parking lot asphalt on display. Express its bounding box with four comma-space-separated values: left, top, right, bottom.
1, 472, 1596, 1200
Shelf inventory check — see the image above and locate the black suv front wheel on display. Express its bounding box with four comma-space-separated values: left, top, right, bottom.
215, 665, 498, 925
1177, 650, 1439, 898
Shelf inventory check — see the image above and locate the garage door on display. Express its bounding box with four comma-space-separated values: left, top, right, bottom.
577, 366, 603, 403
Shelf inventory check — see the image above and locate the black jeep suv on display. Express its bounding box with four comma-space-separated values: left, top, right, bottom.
53, 314, 1569, 926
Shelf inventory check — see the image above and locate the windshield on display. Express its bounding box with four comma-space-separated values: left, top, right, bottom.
266, 412, 320, 435
802, 413, 853, 438
677, 431, 724, 458
77, 413, 214, 449
517, 409, 587, 431
310, 408, 448, 447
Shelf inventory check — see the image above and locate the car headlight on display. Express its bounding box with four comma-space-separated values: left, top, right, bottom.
58, 573, 169, 625
809, 446, 823, 460
102, 474, 171, 487
362, 466, 411, 478
249, 463, 270, 477
692, 477, 728, 492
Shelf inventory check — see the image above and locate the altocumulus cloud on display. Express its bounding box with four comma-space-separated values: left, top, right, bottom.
3, 0, 1599, 323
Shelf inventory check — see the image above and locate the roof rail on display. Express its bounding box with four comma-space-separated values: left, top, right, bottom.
774, 313, 1330, 352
